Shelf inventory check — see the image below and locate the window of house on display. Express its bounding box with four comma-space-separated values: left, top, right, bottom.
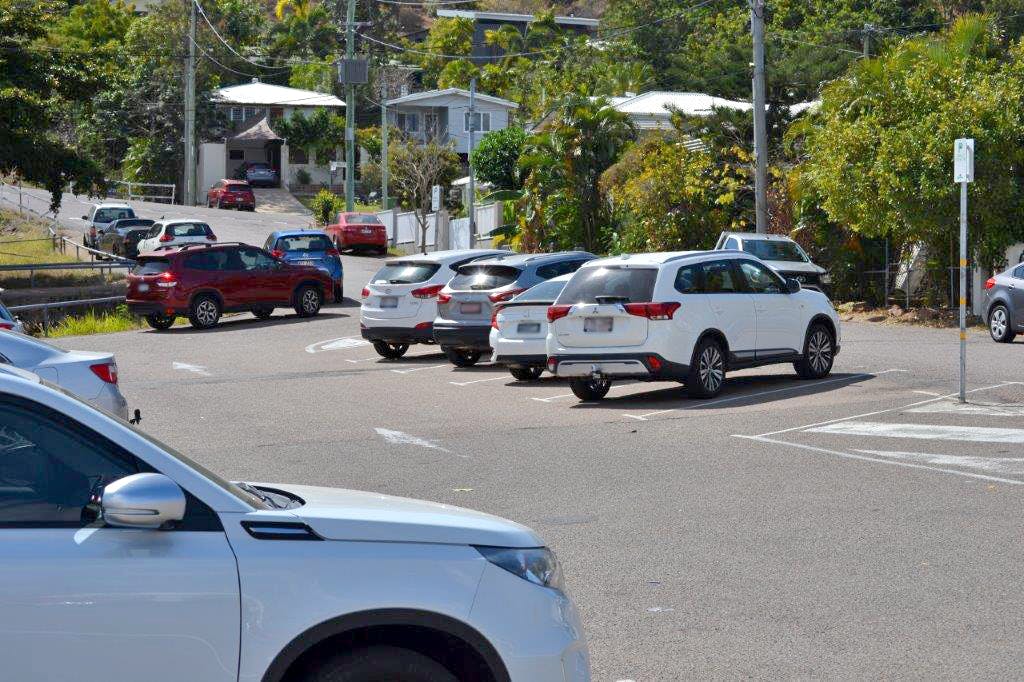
243, 106, 260, 120
291, 147, 309, 164
230, 107, 243, 122
464, 112, 491, 133
269, 107, 284, 119
394, 112, 418, 133
229, 149, 244, 161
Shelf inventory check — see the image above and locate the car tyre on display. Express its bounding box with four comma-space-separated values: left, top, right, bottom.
294, 285, 322, 318
569, 377, 611, 401
373, 341, 409, 359
188, 295, 221, 329
442, 346, 480, 367
510, 366, 543, 381
794, 323, 835, 379
989, 304, 1015, 343
252, 307, 274, 320
217, 198, 224, 210
145, 313, 175, 330
333, 283, 343, 302
687, 336, 726, 398
304, 645, 457, 682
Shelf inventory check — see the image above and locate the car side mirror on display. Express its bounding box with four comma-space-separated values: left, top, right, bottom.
786, 278, 801, 294
101, 473, 186, 529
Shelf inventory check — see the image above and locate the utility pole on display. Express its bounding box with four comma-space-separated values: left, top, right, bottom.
468, 77, 477, 247
380, 77, 389, 211
183, 0, 197, 206
750, 0, 768, 233
344, 0, 356, 212
862, 22, 872, 58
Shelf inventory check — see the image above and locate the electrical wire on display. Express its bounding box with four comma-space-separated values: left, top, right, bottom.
192, 0, 291, 72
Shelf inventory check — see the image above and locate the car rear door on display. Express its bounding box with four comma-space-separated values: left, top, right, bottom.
1011, 265, 1024, 328
735, 259, 803, 358
239, 246, 291, 304
700, 259, 756, 360
553, 266, 657, 349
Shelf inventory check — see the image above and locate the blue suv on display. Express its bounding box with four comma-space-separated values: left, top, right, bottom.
264, 230, 344, 301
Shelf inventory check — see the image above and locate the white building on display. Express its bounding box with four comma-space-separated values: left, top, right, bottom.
385, 88, 518, 157
605, 91, 819, 132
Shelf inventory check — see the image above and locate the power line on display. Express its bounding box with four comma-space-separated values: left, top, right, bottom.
769, 33, 863, 56
192, 0, 290, 72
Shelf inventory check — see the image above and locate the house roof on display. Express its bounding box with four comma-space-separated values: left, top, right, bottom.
386, 88, 518, 109
436, 9, 598, 27
612, 91, 753, 118
229, 115, 283, 144
213, 79, 344, 108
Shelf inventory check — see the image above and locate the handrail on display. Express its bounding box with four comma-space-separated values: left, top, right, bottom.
8, 295, 126, 337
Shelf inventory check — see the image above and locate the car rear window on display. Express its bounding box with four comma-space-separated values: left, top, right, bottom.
557, 266, 658, 304
372, 262, 441, 284
740, 239, 808, 263
276, 235, 332, 252
94, 207, 135, 222
133, 258, 170, 275
226, 183, 251, 191
344, 214, 383, 225
168, 222, 213, 238
449, 265, 521, 291
512, 279, 567, 303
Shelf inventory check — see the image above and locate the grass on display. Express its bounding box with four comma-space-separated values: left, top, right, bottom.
47, 305, 144, 338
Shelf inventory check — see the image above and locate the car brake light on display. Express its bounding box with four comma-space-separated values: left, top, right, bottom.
90, 362, 118, 384
489, 288, 526, 303
546, 357, 558, 372
326, 248, 340, 257
547, 305, 571, 322
415, 322, 432, 330
271, 249, 284, 259
361, 287, 370, 298
985, 277, 996, 289
158, 233, 173, 242
0, 321, 13, 330
157, 271, 177, 288
624, 302, 681, 320
491, 304, 504, 330
411, 284, 445, 299
437, 292, 452, 304
647, 355, 662, 372
90, 227, 97, 237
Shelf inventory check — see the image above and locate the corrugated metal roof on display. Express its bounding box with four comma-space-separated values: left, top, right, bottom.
214, 80, 344, 108
386, 88, 518, 109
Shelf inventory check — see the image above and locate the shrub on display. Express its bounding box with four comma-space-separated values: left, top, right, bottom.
309, 189, 343, 225
295, 167, 312, 185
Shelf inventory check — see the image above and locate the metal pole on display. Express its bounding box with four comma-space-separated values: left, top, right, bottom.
750, 0, 769, 233
468, 77, 477, 247
344, 0, 356, 212
18, 181, 23, 215
183, 0, 197, 206
883, 238, 889, 306
380, 77, 389, 212
959, 181, 967, 403
862, 23, 872, 58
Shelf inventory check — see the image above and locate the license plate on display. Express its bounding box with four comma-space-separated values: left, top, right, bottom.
300, 260, 315, 266
380, 296, 398, 309
361, 228, 372, 234
137, 283, 149, 293
584, 317, 613, 333
460, 302, 481, 314
518, 322, 541, 334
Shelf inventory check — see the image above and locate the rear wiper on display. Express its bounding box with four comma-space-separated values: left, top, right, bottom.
595, 295, 630, 304
388, 279, 412, 284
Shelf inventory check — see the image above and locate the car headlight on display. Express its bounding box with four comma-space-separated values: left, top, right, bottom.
820, 273, 832, 284
475, 546, 564, 591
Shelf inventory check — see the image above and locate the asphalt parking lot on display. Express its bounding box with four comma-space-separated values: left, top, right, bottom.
47, 250, 1024, 680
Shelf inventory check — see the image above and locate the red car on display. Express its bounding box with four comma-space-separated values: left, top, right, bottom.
127, 242, 336, 330
207, 179, 256, 211
325, 212, 387, 254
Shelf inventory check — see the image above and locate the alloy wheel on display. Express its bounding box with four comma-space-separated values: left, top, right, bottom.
698, 345, 724, 392
991, 308, 1008, 338
196, 300, 218, 326
302, 289, 320, 314
808, 329, 833, 374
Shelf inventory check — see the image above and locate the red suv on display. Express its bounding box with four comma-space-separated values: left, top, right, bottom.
127, 242, 335, 330
207, 179, 256, 211
325, 212, 387, 254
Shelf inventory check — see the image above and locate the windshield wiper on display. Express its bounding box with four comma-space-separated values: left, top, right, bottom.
595, 295, 631, 304
236, 482, 282, 509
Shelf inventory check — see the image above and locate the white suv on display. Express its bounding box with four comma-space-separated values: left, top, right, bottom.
136, 219, 217, 253
546, 251, 840, 401
82, 202, 135, 248
360, 249, 505, 359
715, 232, 830, 292
490, 274, 573, 381
0, 373, 589, 682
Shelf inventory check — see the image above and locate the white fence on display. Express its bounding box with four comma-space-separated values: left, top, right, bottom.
106, 180, 176, 204
377, 202, 503, 250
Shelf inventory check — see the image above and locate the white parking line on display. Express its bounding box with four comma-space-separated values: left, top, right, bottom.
374, 427, 466, 457
531, 393, 573, 403
305, 337, 370, 353
449, 376, 507, 386
908, 401, 1024, 417
855, 449, 1024, 475
390, 364, 447, 375
808, 421, 1024, 443
172, 361, 211, 377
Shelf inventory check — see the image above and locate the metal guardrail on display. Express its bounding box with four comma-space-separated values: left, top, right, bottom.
107, 180, 176, 204
0, 261, 133, 287
8, 296, 126, 337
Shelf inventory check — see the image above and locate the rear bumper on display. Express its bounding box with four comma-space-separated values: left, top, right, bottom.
433, 322, 492, 350
127, 301, 182, 316
361, 324, 435, 344
341, 234, 387, 247
549, 353, 687, 381
493, 353, 547, 368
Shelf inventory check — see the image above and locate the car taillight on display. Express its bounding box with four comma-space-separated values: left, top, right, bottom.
271, 249, 284, 259
0, 321, 13, 330
158, 233, 173, 242
624, 302, 681, 320
90, 227, 97, 237
547, 305, 571, 322
411, 284, 445, 299
90, 362, 118, 384
437, 292, 452, 304
647, 355, 663, 372
985, 277, 996, 290
491, 304, 504, 330
207, 232, 217, 241
326, 248, 340, 257
489, 288, 527, 303
157, 271, 177, 288
547, 357, 558, 372
361, 287, 370, 298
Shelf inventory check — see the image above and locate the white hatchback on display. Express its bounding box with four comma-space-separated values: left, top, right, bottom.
360, 249, 506, 359
136, 219, 217, 253
546, 251, 841, 401
490, 274, 573, 381
0, 373, 589, 682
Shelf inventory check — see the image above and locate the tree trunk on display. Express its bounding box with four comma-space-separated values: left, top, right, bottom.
417, 208, 428, 254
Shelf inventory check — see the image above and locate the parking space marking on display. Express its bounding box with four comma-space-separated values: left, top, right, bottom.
908, 401, 1024, 417
172, 361, 211, 376
531, 393, 573, 403
450, 376, 508, 387
808, 421, 1024, 443
390, 364, 447, 375
855, 449, 1024, 476
305, 337, 370, 353
374, 427, 465, 456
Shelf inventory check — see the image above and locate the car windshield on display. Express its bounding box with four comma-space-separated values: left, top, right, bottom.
344, 214, 382, 225
557, 266, 658, 304
133, 258, 170, 275
372, 262, 441, 284
449, 265, 521, 291
741, 239, 808, 263
94, 207, 135, 222
512, 279, 567, 303
276, 235, 333, 252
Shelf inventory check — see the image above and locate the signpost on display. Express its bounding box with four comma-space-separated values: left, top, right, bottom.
954, 138, 974, 403
431, 185, 441, 213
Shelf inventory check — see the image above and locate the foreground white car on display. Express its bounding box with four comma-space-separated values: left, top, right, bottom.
547, 251, 840, 401
0, 374, 589, 682
490, 274, 573, 381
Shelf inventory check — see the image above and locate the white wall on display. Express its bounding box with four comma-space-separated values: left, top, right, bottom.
378, 202, 502, 249
198, 143, 226, 203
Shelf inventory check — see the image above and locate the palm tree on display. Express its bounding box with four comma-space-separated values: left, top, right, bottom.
270, 0, 334, 59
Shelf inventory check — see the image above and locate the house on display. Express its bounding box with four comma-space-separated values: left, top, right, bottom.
606, 91, 820, 131
385, 88, 518, 157
435, 9, 598, 62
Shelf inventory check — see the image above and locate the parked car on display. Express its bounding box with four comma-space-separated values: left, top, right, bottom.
546, 251, 841, 401
135, 219, 217, 253
96, 218, 155, 258
983, 262, 1024, 342
243, 162, 279, 187
127, 242, 335, 330
0, 297, 25, 334
82, 202, 135, 248
326, 212, 388, 254
207, 179, 256, 210
0, 330, 128, 418
0, 372, 590, 682
360, 249, 506, 358
715, 232, 830, 293
490, 274, 573, 381
434, 252, 596, 367
264, 230, 344, 301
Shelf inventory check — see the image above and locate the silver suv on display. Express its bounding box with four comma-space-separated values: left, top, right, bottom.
433, 251, 595, 366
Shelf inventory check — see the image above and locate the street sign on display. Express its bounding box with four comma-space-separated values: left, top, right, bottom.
431, 185, 441, 212
329, 161, 338, 173
954, 138, 974, 183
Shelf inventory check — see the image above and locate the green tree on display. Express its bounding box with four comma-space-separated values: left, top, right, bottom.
471, 127, 527, 190
387, 137, 461, 253
417, 18, 474, 88
274, 109, 346, 165
270, 0, 335, 59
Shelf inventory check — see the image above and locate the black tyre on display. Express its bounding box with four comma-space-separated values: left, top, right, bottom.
294, 285, 322, 317
217, 198, 224, 209
145, 313, 175, 330
442, 346, 481, 367
510, 366, 543, 381
794, 323, 836, 379
188, 295, 221, 329
373, 341, 409, 359
569, 377, 611, 401
989, 304, 1016, 343
687, 336, 726, 398
303, 645, 457, 682
333, 282, 344, 302
252, 307, 274, 320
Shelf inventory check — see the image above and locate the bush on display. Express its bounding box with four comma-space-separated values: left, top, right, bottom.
471, 127, 526, 190
295, 167, 312, 185
309, 189, 343, 226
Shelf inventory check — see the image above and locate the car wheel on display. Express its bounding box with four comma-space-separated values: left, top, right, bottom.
294, 285, 322, 317
373, 341, 409, 359
188, 295, 221, 329
794, 323, 835, 379
303, 645, 457, 682
989, 304, 1015, 343
442, 346, 481, 367
510, 366, 543, 381
217, 199, 224, 210
145, 313, 175, 330
333, 283, 343, 302
569, 377, 611, 401
252, 307, 274, 320
687, 336, 726, 398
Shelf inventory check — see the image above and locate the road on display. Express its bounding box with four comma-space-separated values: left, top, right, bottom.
52, 283, 1024, 680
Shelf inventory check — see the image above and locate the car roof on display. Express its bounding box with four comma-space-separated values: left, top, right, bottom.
157, 218, 209, 226
580, 250, 756, 268
383, 249, 507, 265
94, 202, 132, 209
464, 251, 596, 268
721, 232, 796, 242
269, 229, 330, 239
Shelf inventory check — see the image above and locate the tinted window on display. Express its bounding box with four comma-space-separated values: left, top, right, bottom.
724, 237, 739, 250
512, 279, 567, 303
703, 260, 741, 293
344, 214, 383, 225
0, 304, 13, 323
737, 260, 784, 293
1014, 265, 1024, 279
184, 251, 231, 271
557, 266, 658, 304
168, 222, 212, 238
238, 247, 275, 271
276, 235, 333, 252
740, 239, 808, 263
133, 258, 170, 275
536, 260, 588, 280
145, 225, 162, 238
372, 262, 441, 284
449, 265, 521, 290
93, 207, 135, 222
675, 264, 703, 294
226, 182, 251, 191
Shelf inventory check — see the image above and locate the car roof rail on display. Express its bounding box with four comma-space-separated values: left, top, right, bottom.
163, 241, 250, 253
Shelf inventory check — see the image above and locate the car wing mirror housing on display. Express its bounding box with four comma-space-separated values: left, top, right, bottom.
786, 278, 801, 294
102, 473, 186, 529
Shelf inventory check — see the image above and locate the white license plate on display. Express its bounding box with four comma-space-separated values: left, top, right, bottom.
137, 283, 149, 293
380, 296, 398, 309
361, 228, 372, 234
518, 322, 541, 334
584, 317, 613, 333
300, 260, 315, 266
460, 302, 481, 314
